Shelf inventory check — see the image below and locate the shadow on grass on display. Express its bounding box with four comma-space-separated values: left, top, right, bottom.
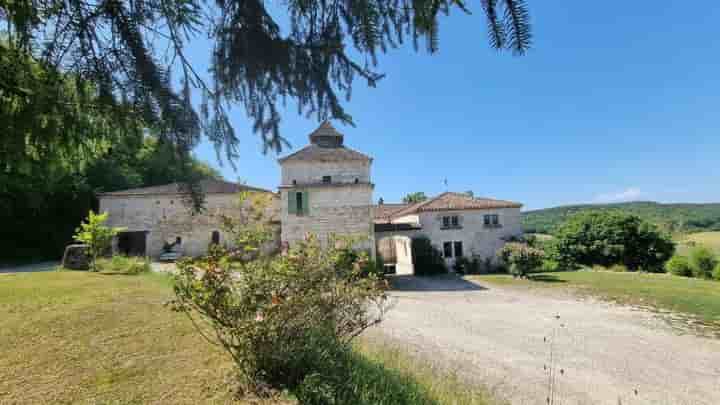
527, 274, 567, 283
296, 350, 443, 405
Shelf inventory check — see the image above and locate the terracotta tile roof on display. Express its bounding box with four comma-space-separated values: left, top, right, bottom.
98, 179, 272, 197
385, 192, 522, 218
278, 145, 371, 163
278, 121, 371, 163
373, 203, 413, 223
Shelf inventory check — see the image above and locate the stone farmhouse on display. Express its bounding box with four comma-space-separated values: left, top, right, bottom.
99, 121, 523, 274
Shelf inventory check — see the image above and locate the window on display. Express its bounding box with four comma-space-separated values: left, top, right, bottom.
443, 242, 453, 258
292, 179, 297, 185
484, 214, 500, 227
211, 231, 220, 245
322, 175, 331, 184
442, 215, 460, 229
295, 192, 303, 213
453, 241, 463, 258
288, 191, 309, 215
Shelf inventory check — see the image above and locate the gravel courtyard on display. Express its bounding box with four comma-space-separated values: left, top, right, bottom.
372, 275, 720, 405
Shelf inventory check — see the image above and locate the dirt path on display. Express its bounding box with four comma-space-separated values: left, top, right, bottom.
372, 275, 720, 405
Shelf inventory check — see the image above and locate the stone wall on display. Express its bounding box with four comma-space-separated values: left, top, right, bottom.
418, 208, 522, 262
280, 160, 371, 185
99, 192, 279, 258
280, 184, 375, 254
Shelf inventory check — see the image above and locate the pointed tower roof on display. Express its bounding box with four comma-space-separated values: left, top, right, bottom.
278, 121, 371, 163
309, 120, 344, 148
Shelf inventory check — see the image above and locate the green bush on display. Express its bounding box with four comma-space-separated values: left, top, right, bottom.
498, 242, 544, 278
608, 263, 629, 272
410, 237, 447, 276
551, 211, 675, 272
540, 259, 561, 272
73, 211, 125, 271
452, 256, 470, 274
666, 254, 693, 277
96, 255, 150, 275
689, 246, 717, 279
466, 256, 484, 274
713, 262, 720, 281
171, 235, 389, 396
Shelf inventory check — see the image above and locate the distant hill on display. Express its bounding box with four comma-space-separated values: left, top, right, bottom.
523, 201, 720, 234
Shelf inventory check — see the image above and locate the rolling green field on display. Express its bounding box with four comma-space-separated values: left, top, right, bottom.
470, 271, 720, 327
0, 270, 495, 404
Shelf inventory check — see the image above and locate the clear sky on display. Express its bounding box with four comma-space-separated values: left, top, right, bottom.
188, 1, 720, 210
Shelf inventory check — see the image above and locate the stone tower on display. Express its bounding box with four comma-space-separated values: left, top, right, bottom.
278, 121, 374, 254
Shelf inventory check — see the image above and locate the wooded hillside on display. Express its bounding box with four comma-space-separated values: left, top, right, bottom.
523, 201, 720, 234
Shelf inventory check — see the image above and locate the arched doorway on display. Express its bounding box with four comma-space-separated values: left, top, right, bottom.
376, 235, 413, 275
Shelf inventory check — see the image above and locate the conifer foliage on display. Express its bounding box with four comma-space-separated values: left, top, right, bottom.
1, 0, 532, 161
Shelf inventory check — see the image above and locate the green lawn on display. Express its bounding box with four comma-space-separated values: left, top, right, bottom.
470, 271, 720, 327
0, 270, 495, 404
675, 231, 720, 255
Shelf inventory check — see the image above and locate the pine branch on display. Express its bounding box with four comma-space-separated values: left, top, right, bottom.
502, 0, 532, 55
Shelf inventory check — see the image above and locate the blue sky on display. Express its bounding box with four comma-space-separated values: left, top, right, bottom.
188, 1, 720, 210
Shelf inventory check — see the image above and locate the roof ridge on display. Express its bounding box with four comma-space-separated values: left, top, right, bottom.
99, 179, 273, 196
384, 191, 521, 219
277, 143, 371, 163
389, 194, 444, 217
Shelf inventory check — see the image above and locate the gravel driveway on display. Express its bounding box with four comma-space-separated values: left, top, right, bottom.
372, 275, 720, 405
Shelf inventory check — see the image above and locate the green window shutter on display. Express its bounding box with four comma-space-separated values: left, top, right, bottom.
302, 191, 309, 215
288, 191, 297, 214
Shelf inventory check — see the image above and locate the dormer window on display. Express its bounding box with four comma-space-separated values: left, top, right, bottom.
322, 175, 331, 184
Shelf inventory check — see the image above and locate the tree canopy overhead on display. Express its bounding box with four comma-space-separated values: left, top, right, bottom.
1, 0, 532, 166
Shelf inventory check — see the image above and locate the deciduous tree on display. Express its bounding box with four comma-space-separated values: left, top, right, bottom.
402, 192, 428, 204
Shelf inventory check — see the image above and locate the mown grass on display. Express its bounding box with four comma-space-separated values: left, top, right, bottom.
352, 340, 495, 405
469, 271, 720, 326
675, 231, 720, 255
0, 269, 496, 404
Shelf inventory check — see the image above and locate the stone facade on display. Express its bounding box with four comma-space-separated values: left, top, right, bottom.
416, 208, 522, 264
281, 160, 371, 185
279, 183, 375, 253
278, 123, 375, 254
99, 190, 279, 258
98, 123, 523, 273
374, 193, 524, 271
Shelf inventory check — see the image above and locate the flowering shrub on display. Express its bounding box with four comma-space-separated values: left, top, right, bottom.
498, 242, 544, 278
170, 235, 389, 397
